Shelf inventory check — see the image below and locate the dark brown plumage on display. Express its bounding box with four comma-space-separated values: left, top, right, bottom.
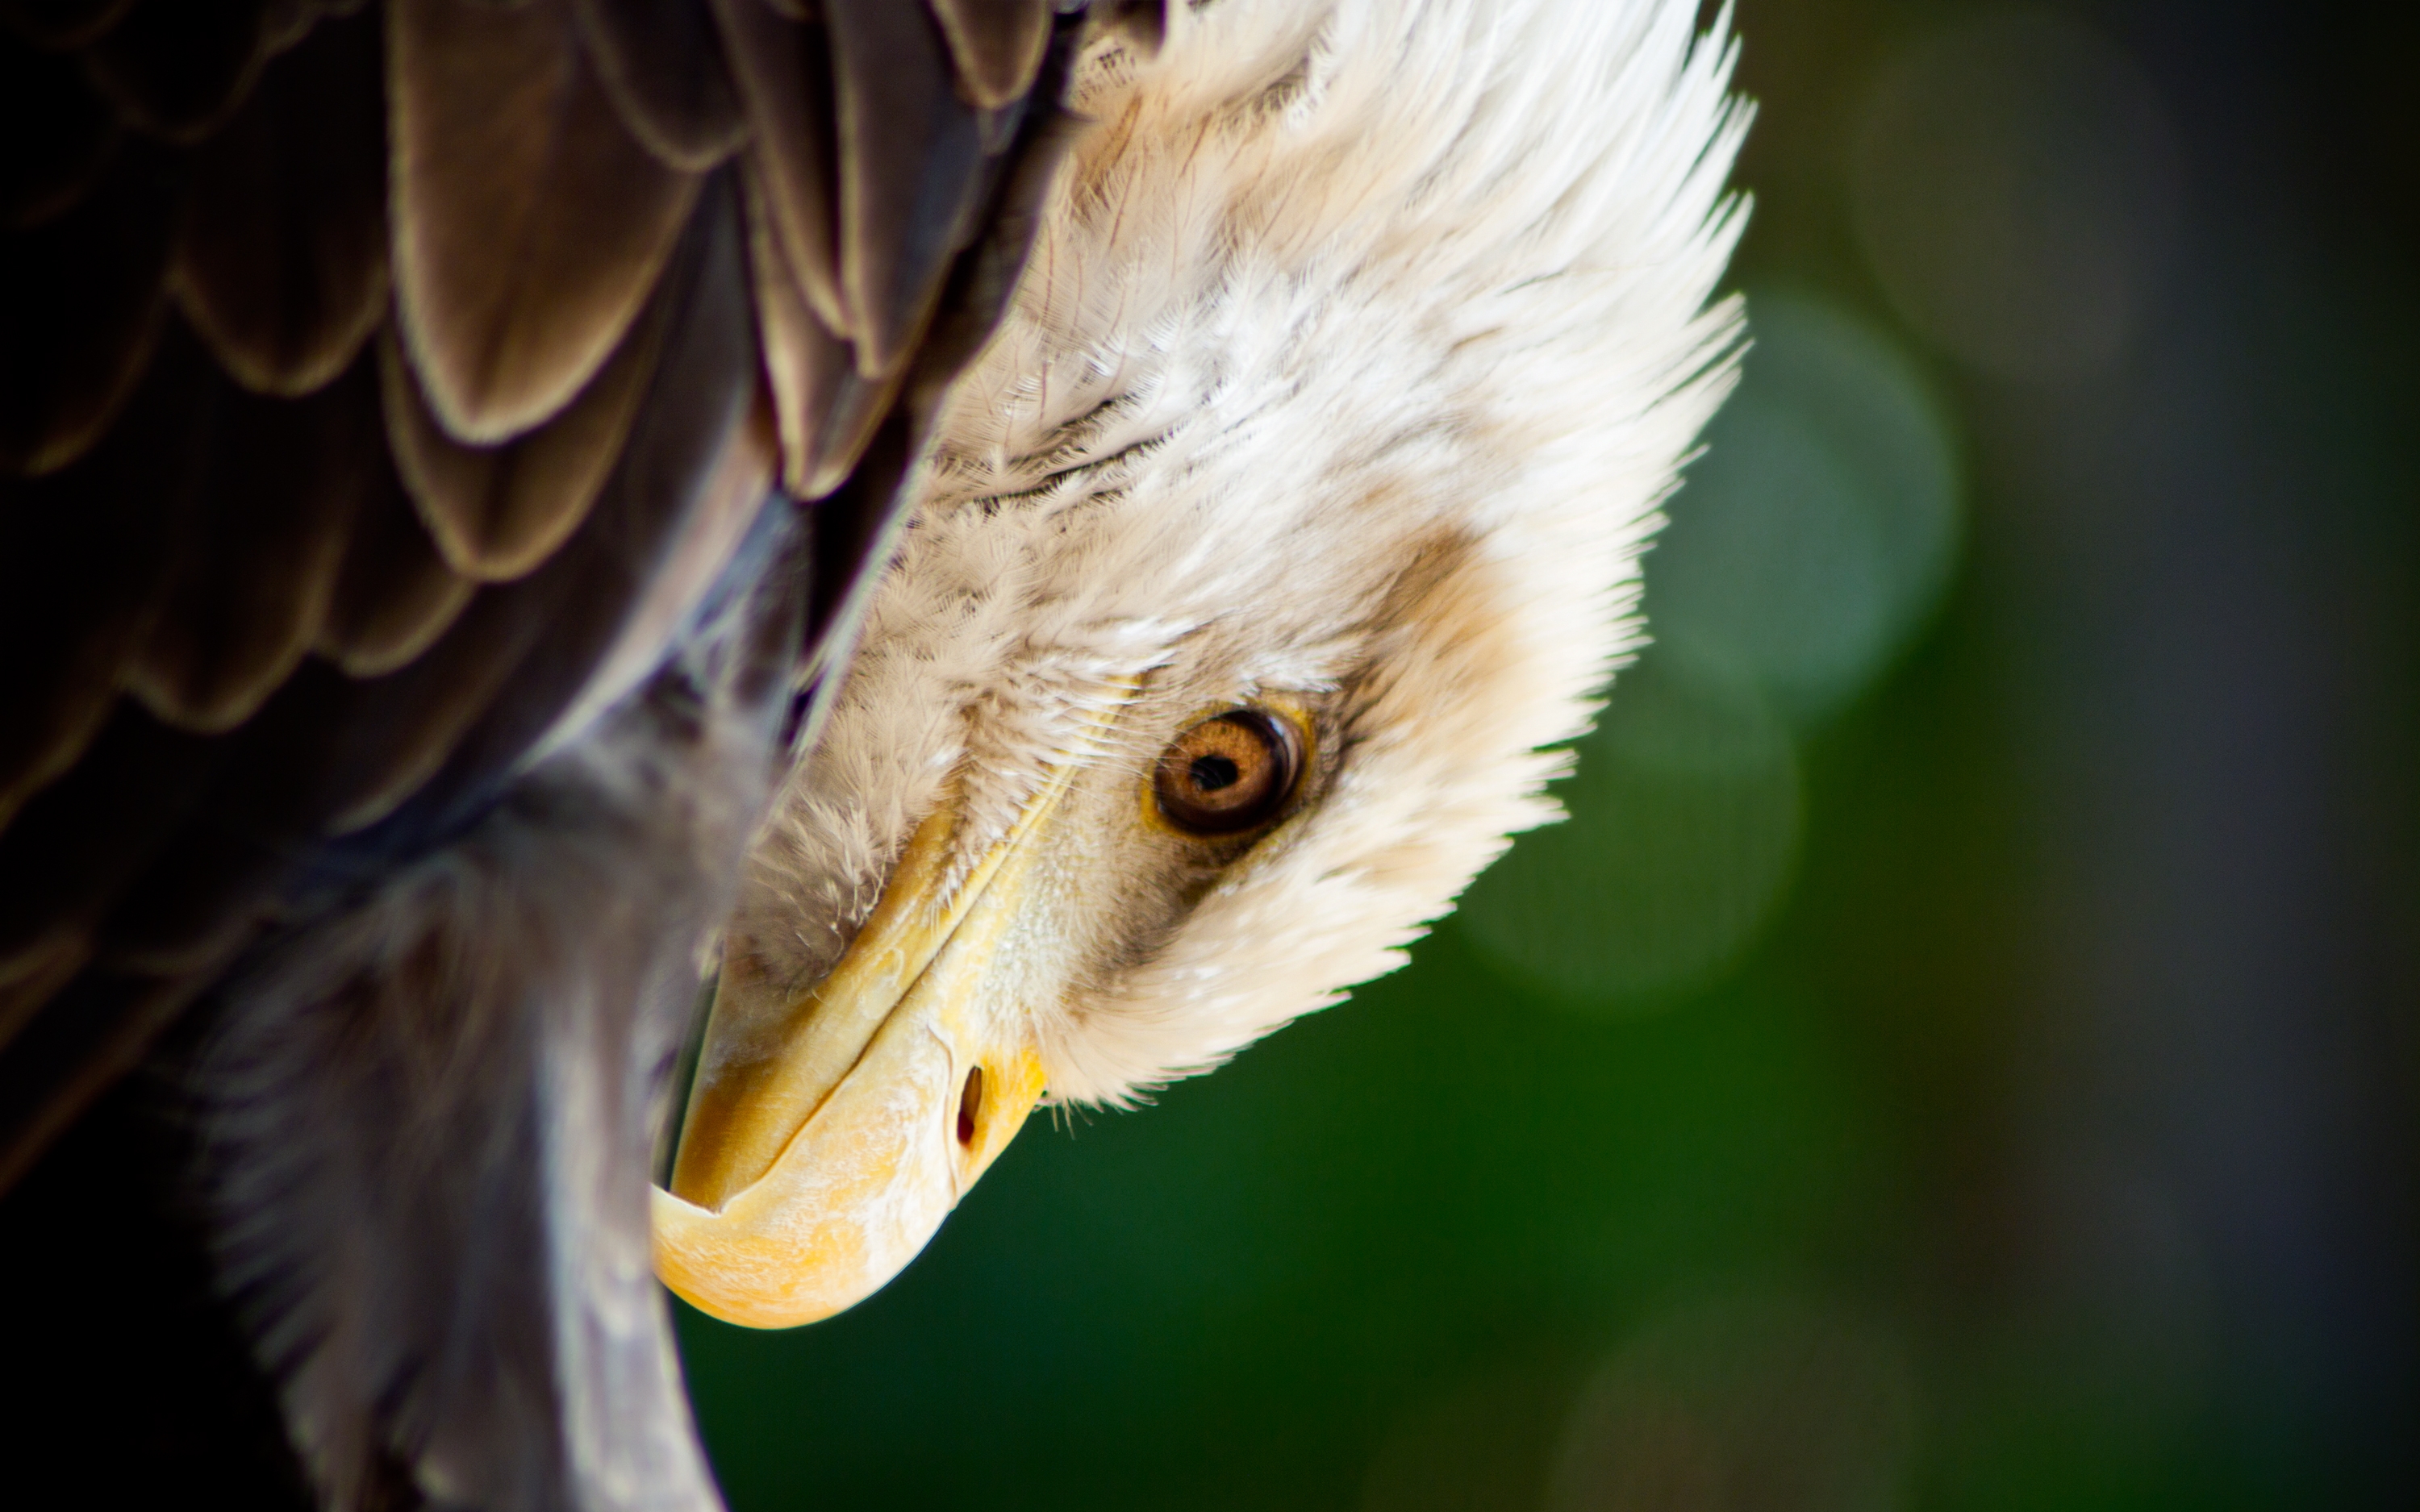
0, 2, 1110, 1506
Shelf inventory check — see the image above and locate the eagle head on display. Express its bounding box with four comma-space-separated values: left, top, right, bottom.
655, 0, 1747, 1327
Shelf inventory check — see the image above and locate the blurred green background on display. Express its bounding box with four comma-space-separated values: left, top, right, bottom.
678, 2, 2419, 1507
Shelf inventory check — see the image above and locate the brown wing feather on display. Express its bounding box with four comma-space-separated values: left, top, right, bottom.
312, 448, 477, 678
0, 710, 227, 1001
0, 2, 723, 1148
712, 0, 846, 331
378, 293, 666, 583
0, 139, 177, 473
119, 354, 373, 734
0, 969, 196, 1202
388, 0, 699, 444
171, 10, 388, 398
740, 152, 870, 498
81, 0, 279, 144
573, 0, 749, 173
0, 318, 212, 831
0, 34, 124, 228
405, 217, 774, 832
0, 0, 136, 49
824, 0, 988, 377
0, 4, 1099, 1499
0, 0, 1093, 1184
927, 0, 1054, 111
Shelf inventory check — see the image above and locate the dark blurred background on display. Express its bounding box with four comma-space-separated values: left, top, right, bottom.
676, 2, 2420, 1506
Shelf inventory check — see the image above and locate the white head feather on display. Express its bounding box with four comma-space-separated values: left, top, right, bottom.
727, 0, 1750, 1107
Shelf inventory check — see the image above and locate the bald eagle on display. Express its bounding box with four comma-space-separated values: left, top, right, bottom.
0, 0, 1744, 1507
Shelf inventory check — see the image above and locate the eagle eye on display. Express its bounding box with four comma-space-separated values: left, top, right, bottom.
1154, 709, 1304, 836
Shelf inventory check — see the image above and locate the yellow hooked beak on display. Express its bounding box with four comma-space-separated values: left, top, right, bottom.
653, 773, 1074, 1328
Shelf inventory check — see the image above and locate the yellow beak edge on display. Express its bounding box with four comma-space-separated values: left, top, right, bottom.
653, 789, 1062, 1328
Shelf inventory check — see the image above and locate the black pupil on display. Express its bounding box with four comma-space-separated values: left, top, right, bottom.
1190, 753, 1241, 792
1155, 710, 1299, 836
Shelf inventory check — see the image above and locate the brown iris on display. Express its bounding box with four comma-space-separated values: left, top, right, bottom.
1153, 709, 1304, 835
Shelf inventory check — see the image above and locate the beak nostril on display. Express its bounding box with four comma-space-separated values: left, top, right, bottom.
956, 1065, 983, 1148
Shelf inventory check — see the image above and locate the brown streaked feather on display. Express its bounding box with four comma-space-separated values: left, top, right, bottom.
0, 326, 214, 831
97, 824, 292, 977
1, 34, 123, 229
81, 0, 278, 145
740, 156, 860, 498
0, 707, 227, 994
378, 280, 668, 582
0, 606, 142, 848
0, 626, 119, 841
388, 0, 700, 444
111, 548, 590, 969
826, 0, 988, 377
116, 572, 565, 861
260, 0, 315, 53
0, 932, 88, 1055
926, 0, 1053, 111
303, 583, 576, 838
0, 969, 197, 1198
313, 457, 476, 680
711, 0, 845, 331
572, 0, 749, 173
119, 358, 375, 735
799, 348, 900, 500
404, 169, 773, 813
284, 149, 770, 840
0, 4, 1096, 1492
0, 139, 177, 475
0, 0, 134, 49
172, 10, 387, 398
0, 140, 774, 1090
